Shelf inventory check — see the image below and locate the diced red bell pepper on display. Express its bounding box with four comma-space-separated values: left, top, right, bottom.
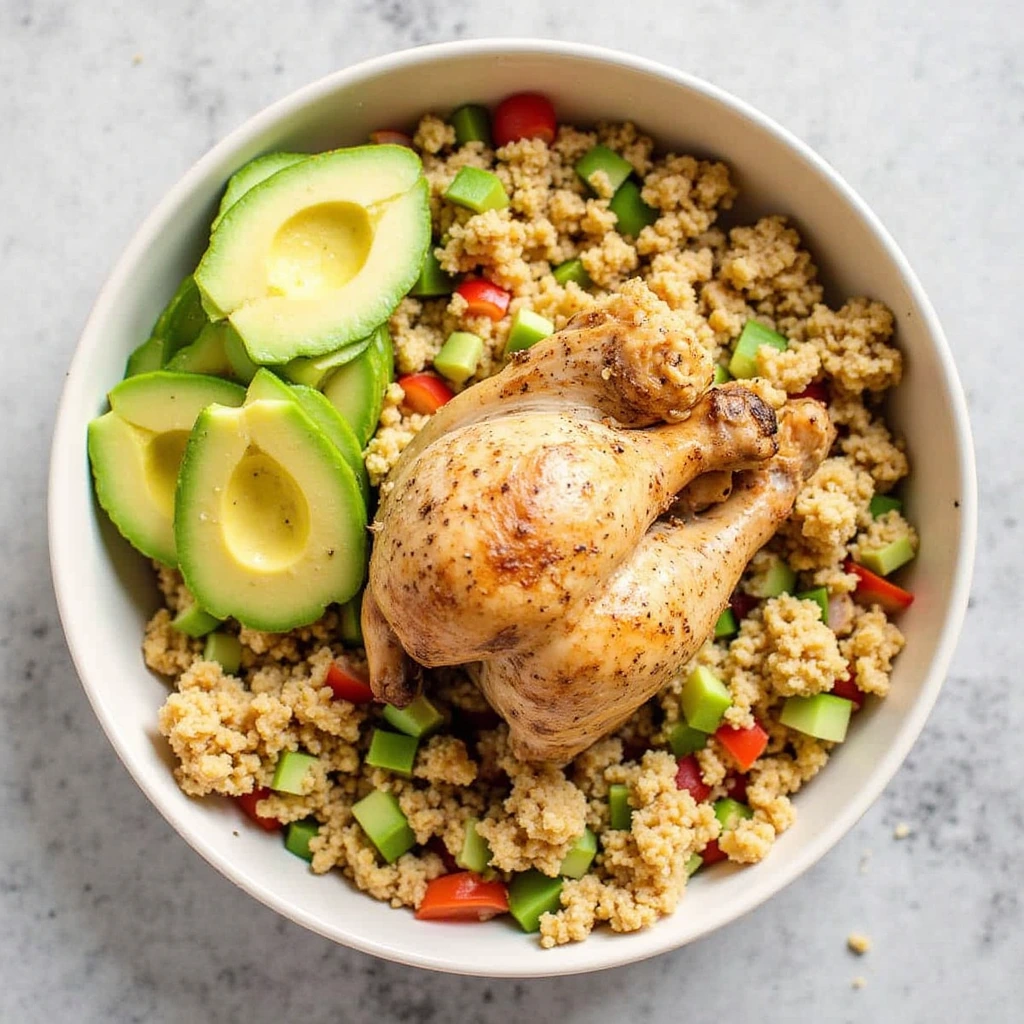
792, 381, 830, 404
845, 559, 914, 615
831, 673, 864, 708
369, 129, 414, 147
236, 786, 282, 832
701, 838, 727, 865
493, 92, 558, 148
325, 662, 374, 704
724, 772, 749, 804
398, 373, 455, 415
426, 836, 459, 874
675, 755, 711, 803
455, 278, 511, 321
415, 872, 510, 921
729, 590, 760, 622
715, 721, 769, 772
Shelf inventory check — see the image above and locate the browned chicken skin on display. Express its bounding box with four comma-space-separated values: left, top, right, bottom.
363, 282, 834, 761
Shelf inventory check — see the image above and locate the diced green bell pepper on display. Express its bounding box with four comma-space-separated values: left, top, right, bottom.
608, 179, 658, 238
728, 320, 788, 380
365, 729, 419, 777
434, 331, 484, 384
780, 694, 854, 742
444, 166, 509, 213
575, 145, 634, 194
352, 790, 416, 864
284, 818, 319, 862
680, 666, 732, 733
559, 828, 598, 879
203, 631, 242, 675
508, 870, 563, 933
271, 750, 318, 795
858, 537, 916, 577
382, 695, 444, 738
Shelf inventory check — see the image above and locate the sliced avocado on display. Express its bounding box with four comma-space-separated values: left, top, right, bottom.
322, 324, 393, 447
245, 369, 369, 505
151, 275, 208, 358
165, 321, 235, 378
195, 146, 431, 364
174, 398, 367, 631
89, 372, 245, 564
211, 151, 308, 232
279, 337, 373, 389
124, 335, 167, 378
223, 326, 260, 383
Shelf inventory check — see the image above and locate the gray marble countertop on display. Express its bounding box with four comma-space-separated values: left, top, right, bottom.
2, 1, 1021, 1020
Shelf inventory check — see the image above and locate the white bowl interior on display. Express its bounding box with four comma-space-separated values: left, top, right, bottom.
49, 41, 975, 977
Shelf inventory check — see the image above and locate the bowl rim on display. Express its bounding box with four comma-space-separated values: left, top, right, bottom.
48, 37, 977, 977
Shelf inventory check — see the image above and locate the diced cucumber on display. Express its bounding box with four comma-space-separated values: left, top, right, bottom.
728, 320, 788, 380
455, 817, 493, 874
352, 790, 416, 863
508, 870, 563, 933
608, 179, 658, 238
780, 694, 854, 742
684, 853, 703, 877
608, 783, 633, 830
796, 586, 830, 624
444, 166, 508, 213
551, 258, 591, 288
680, 666, 732, 733
340, 594, 363, 646
450, 104, 492, 146
505, 309, 554, 356
575, 145, 634, 194
714, 607, 738, 639
284, 818, 319, 862
322, 324, 393, 447
667, 721, 709, 758
713, 364, 733, 385
171, 603, 223, 638
714, 797, 753, 832
270, 750, 318, 795
365, 729, 418, 777
559, 828, 598, 879
858, 537, 916, 577
409, 250, 455, 297
434, 331, 484, 384
382, 695, 444, 738
869, 494, 903, 518
203, 631, 242, 674
280, 338, 372, 389
749, 554, 796, 598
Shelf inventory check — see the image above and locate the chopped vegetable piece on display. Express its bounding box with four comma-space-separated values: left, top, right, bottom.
369, 129, 414, 147
869, 494, 903, 518
858, 537, 916, 577
455, 817, 493, 875
236, 786, 282, 832
505, 308, 555, 355
724, 772, 749, 803
749, 553, 796, 598
416, 872, 510, 921
608, 179, 658, 237
551, 258, 591, 288
675, 754, 711, 802
715, 721, 769, 772
171, 603, 223, 638
831, 674, 864, 708
728, 320, 788, 380
203, 631, 242, 675
455, 277, 511, 320
507, 869, 563, 932
409, 250, 455, 297
685, 853, 703, 877
492, 92, 557, 147
730, 590, 760, 620
575, 145, 634, 194
397, 373, 454, 414
352, 790, 416, 864
667, 721, 709, 758
680, 665, 732, 732
780, 694, 854, 742
714, 607, 738, 639
284, 818, 319, 861
845, 559, 914, 614
325, 662, 374, 704
444, 165, 509, 213
434, 331, 484, 384
383, 694, 445, 738
280, 338, 372, 389
339, 595, 363, 647
714, 797, 754, 832
365, 728, 419, 777
450, 103, 492, 146
796, 586, 830, 624
559, 828, 598, 879
608, 783, 633, 829
713, 364, 733, 384
792, 381, 829, 403
701, 839, 727, 865
271, 750, 318, 795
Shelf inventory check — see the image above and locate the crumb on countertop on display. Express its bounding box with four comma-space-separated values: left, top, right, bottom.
848, 932, 872, 955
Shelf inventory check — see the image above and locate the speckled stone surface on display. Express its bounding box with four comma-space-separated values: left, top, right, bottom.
1, 1, 1021, 1020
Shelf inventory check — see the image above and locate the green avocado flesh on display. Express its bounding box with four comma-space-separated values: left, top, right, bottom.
174, 398, 367, 631
195, 145, 431, 364
88, 372, 245, 565
212, 151, 308, 232
321, 324, 394, 447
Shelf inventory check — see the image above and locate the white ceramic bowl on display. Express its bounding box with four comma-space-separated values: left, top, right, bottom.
49, 39, 976, 977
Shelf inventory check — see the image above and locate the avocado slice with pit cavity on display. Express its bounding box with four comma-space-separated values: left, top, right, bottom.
211, 151, 308, 233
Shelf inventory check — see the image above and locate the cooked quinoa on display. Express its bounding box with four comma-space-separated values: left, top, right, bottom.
151, 113, 910, 946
